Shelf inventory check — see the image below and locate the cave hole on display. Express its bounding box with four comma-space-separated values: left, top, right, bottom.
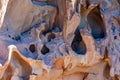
29, 44, 36, 53
47, 32, 56, 42
41, 44, 50, 55
71, 28, 86, 55
87, 5, 106, 39
114, 36, 117, 39
12, 37, 15, 40
8, 35, 11, 38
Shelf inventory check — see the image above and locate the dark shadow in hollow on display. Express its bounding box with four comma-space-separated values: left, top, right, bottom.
41, 44, 50, 55
71, 27, 86, 55
29, 44, 36, 53
85, 0, 90, 9
87, 5, 106, 39
117, 0, 120, 4
47, 32, 56, 42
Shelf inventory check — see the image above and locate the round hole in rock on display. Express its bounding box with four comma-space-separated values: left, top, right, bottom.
12, 37, 15, 40
87, 5, 106, 39
71, 28, 86, 55
47, 33, 55, 42
114, 36, 117, 39
41, 45, 50, 55
8, 35, 11, 38
29, 44, 36, 53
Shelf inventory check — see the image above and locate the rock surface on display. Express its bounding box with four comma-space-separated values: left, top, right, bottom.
0, 0, 120, 80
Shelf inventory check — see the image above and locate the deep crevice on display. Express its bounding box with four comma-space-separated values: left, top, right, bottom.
41, 44, 50, 55
104, 47, 108, 59
87, 5, 106, 39
103, 63, 110, 79
71, 27, 86, 55
85, 0, 90, 9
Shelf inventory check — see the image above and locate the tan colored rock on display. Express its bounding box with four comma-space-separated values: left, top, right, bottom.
0, 45, 49, 80
65, 13, 80, 40
1, 0, 57, 36
0, 0, 9, 28
0, 45, 32, 79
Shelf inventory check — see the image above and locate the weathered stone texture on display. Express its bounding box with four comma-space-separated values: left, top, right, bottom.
0, 0, 120, 80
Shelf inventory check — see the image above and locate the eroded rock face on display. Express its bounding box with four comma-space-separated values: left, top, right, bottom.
0, 0, 120, 80
1, 0, 57, 37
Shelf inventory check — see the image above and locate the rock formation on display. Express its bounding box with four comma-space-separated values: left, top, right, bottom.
0, 0, 120, 80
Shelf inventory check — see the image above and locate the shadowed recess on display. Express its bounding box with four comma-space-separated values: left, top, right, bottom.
104, 47, 108, 59
41, 44, 50, 55
87, 5, 106, 39
114, 75, 119, 80
71, 27, 86, 55
85, 0, 90, 9
47, 32, 55, 42
103, 63, 110, 79
29, 44, 36, 53
117, 0, 120, 4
